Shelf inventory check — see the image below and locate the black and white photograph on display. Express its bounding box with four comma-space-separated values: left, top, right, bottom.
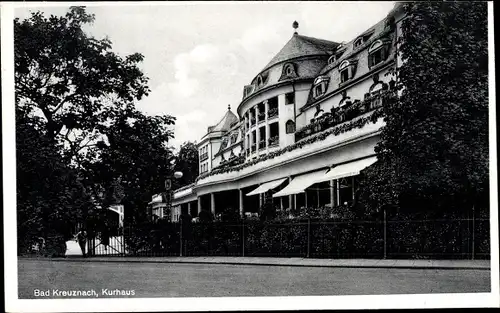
2, 1, 498, 311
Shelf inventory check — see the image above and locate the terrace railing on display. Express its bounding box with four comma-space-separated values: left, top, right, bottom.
295, 90, 396, 142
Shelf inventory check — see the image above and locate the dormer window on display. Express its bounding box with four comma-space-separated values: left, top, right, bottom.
257, 75, 263, 87
354, 37, 364, 48
312, 76, 329, 98
279, 63, 298, 81
328, 55, 336, 65
339, 59, 357, 84
368, 39, 390, 68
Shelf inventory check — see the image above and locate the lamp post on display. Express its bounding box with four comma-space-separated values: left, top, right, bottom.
165, 158, 185, 255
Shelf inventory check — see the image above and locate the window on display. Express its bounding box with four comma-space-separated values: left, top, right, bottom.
285, 64, 294, 75
257, 75, 263, 87
313, 76, 329, 98
354, 37, 363, 48
328, 55, 336, 65
285, 92, 295, 105
368, 40, 389, 68
285, 120, 296, 134
369, 49, 384, 67
340, 69, 349, 83
338, 60, 356, 84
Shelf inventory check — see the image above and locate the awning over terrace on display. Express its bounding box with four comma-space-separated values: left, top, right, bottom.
322, 156, 377, 181
272, 169, 328, 198
246, 178, 287, 196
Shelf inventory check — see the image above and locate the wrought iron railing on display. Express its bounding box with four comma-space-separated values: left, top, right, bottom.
200, 153, 209, 161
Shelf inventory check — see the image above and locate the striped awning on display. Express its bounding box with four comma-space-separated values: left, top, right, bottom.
322, 156, 377, 181
246, 178, 287, 196
272, 169, 328, 198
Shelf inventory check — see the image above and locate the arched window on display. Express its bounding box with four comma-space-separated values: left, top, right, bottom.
257, 75, 263, 87
368, 39, 390, 68
285, 120, 296, 134
285, 64, 294, 75
339, 59, 357, 84
328, 55, 336, 65
313, 76, 330, 98
354, 37, 364, 48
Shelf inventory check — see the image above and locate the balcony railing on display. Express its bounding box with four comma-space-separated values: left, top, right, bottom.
200, 152, 209, 161
258, 140, 266, 149
251, 143, 256, 152
250, 118, 256, 126
258, 113, 266, 123
268, 107, 278, 119
269, 135, 279, 147
295, 90, 395, 142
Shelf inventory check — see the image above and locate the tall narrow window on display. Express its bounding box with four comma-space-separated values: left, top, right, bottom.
285, 92, 295, 105
340, 69, 349, 83
286, 120, 296, 134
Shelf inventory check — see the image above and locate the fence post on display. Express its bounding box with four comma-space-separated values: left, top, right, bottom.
307, 218, 311, 258
472, 205, 475, 260
383, 208, 387, 259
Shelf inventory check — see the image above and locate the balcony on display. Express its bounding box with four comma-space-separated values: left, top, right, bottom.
200, 152, 209, 161
267, 107, 278, 119
268, 135, 279, 147
295, 90, 395, 142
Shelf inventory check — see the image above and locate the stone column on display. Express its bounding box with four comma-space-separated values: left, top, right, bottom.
288, 177, 293, 210
197, 197, 202, 214
336, 180, 340, 206
305, 192, 308, 208
264, 100, 269, 152
239, 189, 244, 217
255, 106, 260, 153
330, 179, 335, 208
280, 197, 283, 211
210, 193, 215, 215
187, 202, 192, 216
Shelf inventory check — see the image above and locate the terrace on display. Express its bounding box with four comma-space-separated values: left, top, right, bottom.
295, 90, 396, 142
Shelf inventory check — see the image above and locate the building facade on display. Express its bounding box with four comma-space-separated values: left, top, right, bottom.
171, 4, 405, 221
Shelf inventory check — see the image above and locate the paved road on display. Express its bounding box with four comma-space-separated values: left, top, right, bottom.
18, 259, 490, 298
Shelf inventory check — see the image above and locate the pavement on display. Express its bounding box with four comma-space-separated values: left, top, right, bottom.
43, 255, 490, 270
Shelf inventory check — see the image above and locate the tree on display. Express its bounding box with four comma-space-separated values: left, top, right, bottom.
359, 2, 488, 216
16, 106, 93, 254
173, 141, 199, 189
14, 6, 150, 164
14, 7, 177, 252
86, 107, 176, 225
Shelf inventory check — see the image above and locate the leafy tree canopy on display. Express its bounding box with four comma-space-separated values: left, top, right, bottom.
359, 2, 489, 215
15, 6, 177, 249
173, 141, 199, 189
15, 6, 150, 163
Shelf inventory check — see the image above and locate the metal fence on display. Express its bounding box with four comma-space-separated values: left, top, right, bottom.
86, 217, 490, 260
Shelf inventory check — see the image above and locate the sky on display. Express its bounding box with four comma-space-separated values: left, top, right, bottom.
14, 1, 396, 151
